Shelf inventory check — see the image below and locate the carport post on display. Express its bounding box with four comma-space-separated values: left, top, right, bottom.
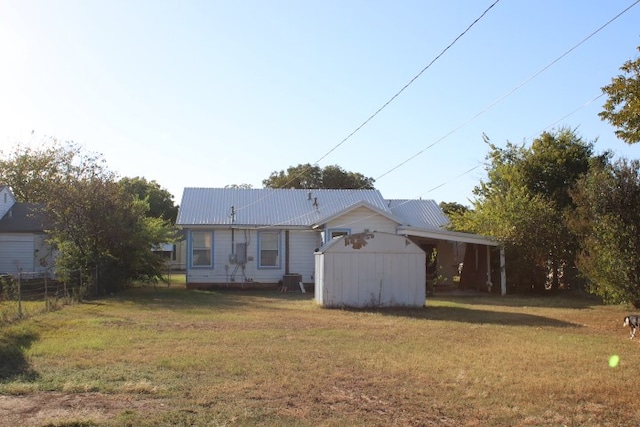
500, 247, 506, 295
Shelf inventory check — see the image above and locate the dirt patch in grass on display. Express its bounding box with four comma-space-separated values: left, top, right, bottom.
0, 392, 168, 427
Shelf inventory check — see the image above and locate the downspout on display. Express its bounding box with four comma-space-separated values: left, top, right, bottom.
285, 230, 290, 275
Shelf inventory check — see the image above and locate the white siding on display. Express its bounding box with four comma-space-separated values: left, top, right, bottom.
288, 230, 322, 283
315, 232, 426, 308
325, 206, 397, 237
0, 187, 15, 219
0, 234, 35, 274
186, 228, 322, 285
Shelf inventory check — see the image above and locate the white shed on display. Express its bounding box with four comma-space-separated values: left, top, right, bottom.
314, 232, 426, 308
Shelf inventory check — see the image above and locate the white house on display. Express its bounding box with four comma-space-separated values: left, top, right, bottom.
0, 186, 53, 275
176, 188, 506, 300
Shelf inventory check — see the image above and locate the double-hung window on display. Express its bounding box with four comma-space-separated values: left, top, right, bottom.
191, 231, 212, 267
258, 231, 280, 268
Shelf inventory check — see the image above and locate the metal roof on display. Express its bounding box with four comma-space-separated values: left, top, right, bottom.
386, 199, 450, 231
177, 188, 393, 227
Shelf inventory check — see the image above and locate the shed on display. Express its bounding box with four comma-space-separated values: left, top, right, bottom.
315, 232, 426, 308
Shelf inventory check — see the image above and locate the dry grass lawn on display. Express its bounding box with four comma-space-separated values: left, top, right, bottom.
0, 282, 638, 426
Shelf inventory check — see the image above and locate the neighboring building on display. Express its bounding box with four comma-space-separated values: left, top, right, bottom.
0, 186, 53, 275
176, 188, 506, 301
152, 229, 187, 271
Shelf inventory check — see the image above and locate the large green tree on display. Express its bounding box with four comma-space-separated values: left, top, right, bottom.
569, 158, 640, 305
0, 141, 173, 293
600, 46, 640, 144
119, 176, 179, 224
262, 163, 375, 189
455, 128, 602, 292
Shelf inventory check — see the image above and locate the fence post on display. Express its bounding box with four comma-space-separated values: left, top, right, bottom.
18, 272, 23, 318
45, 271, 49, 312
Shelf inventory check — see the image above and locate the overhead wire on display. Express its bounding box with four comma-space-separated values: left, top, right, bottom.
226, 0, 639, 230
373, 0, 639, 184
231, 0, 502, 215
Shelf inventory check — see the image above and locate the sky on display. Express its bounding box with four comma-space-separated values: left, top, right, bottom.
1, 1, 639, 207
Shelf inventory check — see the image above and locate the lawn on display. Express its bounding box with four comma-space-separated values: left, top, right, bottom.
0, 282, 638, 426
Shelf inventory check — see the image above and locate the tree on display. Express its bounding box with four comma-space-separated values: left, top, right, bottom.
456, 128, 601, 292
569, 158, 640, 305
262, 163, 375, 189
0, 141, 173, 293
0, 139, 106, 204
439, 202, 469, 219
119, 176, 179, 224
600, 46, 640, 144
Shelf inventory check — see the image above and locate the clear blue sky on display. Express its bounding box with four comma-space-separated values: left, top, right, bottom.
1, 0, 639, 206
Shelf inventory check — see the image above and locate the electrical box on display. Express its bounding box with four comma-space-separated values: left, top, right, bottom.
235, 243, 247, 264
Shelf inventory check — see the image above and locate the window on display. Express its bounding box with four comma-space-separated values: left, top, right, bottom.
327, 228, 350, 243
258, 231, 280, 268
191, 231, 212, 267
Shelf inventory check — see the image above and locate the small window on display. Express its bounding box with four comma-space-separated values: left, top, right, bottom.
191, 231, 213, 267
258, 231, 280, 268
327, 228, 350, 243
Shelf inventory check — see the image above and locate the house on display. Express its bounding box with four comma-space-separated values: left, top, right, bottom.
0, 186, 53, 275
176, 188, 506, 301
152, 229, 187, 271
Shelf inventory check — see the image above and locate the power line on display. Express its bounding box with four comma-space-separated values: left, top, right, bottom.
234, 0, 502, 214
373, 0, 639, 184
235, 0, 639, 228
313, 0, 502, 165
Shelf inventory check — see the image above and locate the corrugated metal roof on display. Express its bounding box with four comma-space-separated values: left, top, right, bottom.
176, 188, 392, 227
386, 199, 450, 230
176, 188, 452, 231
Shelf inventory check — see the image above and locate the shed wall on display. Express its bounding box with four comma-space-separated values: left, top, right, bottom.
315, 233, 426, 308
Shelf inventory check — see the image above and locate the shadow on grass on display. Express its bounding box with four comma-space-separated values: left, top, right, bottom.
116, 286, 313, 311
422, 305, 580, 328
0, 329, 39, 382
349, 304, 581, 328
431, 292, 601, 309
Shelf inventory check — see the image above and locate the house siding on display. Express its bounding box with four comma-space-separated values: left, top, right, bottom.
185, 228, 321, 286
0, 234, 35, 274
324, 206, 397, 241
288, 230, 322, 283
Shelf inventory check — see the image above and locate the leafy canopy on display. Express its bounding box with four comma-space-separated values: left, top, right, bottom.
0, 140, 176, 293
262, 163, 375, 189
600, 46, 640, 144
455, 128, 600, 292
569, 158, 640, 305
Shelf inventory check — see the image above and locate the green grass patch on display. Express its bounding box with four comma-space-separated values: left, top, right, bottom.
0, 287, 638, 426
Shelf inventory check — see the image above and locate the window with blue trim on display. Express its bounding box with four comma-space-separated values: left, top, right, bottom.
191, 231, 213, 267
258, 231, 280, 268
327, 228, 350, 243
